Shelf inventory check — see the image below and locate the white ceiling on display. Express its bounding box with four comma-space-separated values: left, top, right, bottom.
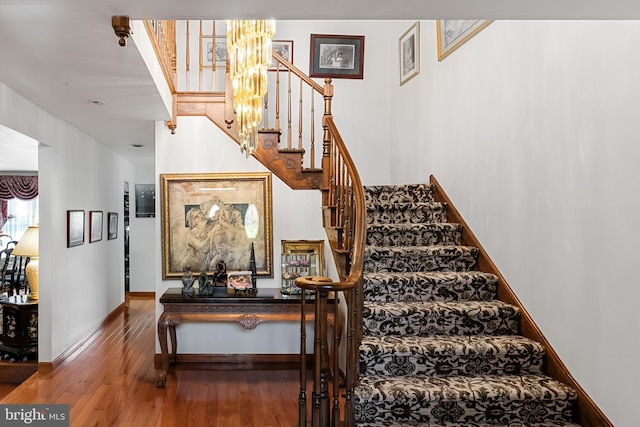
1, 0, 639, 168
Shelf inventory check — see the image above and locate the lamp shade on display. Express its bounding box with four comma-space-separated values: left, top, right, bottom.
12, 225, 39, 257
12, 224, 39, 301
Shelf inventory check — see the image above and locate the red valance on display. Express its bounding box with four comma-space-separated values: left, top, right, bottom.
0, 175, 38, 201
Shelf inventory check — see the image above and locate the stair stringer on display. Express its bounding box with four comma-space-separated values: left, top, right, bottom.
429, 174, 612, 427
174, 92, 323, 190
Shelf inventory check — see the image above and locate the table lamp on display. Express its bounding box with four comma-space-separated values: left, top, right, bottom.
12, 224, 39, 301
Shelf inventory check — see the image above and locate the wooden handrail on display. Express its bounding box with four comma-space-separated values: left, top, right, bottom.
144, 21, 366, 425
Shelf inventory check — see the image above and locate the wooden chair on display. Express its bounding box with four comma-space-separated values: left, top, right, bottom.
0, 247, 14, 294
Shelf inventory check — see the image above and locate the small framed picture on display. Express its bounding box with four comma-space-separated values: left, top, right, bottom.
399, 22, 420, 86
310, 34, 365, 79
108, 212, 118, 240
203, 36, 227, 67
135, 184, 156, 218
227, 271, 253, 291
67, 210, 85, 248
89, 210, 103, 243
269, 40, 293, 71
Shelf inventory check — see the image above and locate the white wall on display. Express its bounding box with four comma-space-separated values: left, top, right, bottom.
389, 20, 640, 426
0, 82, 134, 363
129, 164, 156, 292
154, 20, 394, 354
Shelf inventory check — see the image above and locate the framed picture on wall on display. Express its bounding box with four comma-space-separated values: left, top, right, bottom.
436, 20, 492, 61
89, 210, 103, 243
269, 40, 293, 71
135, 184, 156, 218
67, 210, 85, 248
160, 172, 273, 279
108, 212, 118, 240
399, 21, 420, 86
310, 34, 365, 79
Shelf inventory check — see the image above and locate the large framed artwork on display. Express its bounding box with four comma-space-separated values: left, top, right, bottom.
399, 21, 420, 86
310, 34, 365, 79
436, 20, 492, 61
160, 172, 273, 279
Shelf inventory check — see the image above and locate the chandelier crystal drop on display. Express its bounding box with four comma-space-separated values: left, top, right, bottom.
226, 19, 276, 158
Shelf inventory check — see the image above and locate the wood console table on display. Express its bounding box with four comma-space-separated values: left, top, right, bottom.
155, 287, 341, 388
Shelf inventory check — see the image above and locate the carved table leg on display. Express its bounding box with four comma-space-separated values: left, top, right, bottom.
155, 313, 181, 388
168, 324, 177, 366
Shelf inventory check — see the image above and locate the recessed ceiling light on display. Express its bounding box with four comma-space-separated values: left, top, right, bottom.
89, 99, 105, 105
131, 144, 145, 148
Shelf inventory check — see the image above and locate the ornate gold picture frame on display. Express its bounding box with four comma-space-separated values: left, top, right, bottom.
160, 172, 273, 279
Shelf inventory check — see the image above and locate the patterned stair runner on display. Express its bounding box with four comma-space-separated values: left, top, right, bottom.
355, 183, 580, 426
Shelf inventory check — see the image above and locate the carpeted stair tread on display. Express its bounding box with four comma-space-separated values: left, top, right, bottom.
356, 421, 582, 427
359, 335, 544, 377
367, 202, 448, 225
364, 183, 435, 205
354, 374, 577, 424
367, 202, 447, 224
362, 300, 519, 336
366, 222, 462, 247
364, 245, 479, 273
363, 271, 498, 302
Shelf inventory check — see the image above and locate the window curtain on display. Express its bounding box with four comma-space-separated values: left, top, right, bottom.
0, 175, 38, 232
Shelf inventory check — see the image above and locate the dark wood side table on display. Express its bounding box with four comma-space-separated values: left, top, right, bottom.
155, 287, 341, 388
0, 299, 38, 359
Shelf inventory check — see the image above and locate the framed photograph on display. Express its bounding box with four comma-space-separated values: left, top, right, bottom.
67, 210, 85, 248
269, 40, 293, 71
108, 212, 118, 240
227, 271, 253, 291
203, 36, 227, 67
160, 172, 273, 279
89, 211, 103, 243
309, 34, 365, 79
437, 20, 492, 61
399, 22, 420, 86
135, 184, 156, 218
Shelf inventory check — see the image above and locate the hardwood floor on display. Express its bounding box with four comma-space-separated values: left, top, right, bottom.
0, 296, 306, 426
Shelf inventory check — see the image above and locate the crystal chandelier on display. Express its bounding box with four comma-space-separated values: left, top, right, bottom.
226, 20, 276, 158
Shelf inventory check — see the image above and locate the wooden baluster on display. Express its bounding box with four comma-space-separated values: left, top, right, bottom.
185, 21, 190, 91
311, 289, 330, 427
298, 78, 303, 152
310, 89, 315, 169
299, 295, 308, 427
275, 69, 281, 133
287, 69, 293, 149
198, 21, 203, 91
331, 291, 341, 427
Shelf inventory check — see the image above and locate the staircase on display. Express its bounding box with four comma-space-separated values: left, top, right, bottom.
145, 21, 611, 426
353, 183, 581, 427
